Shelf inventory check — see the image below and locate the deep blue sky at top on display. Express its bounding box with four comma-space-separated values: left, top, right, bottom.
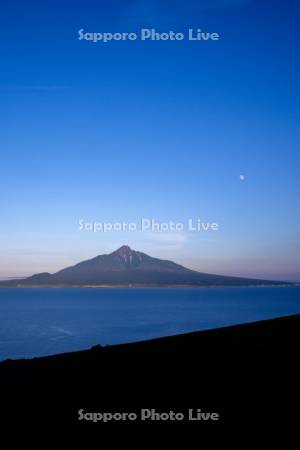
0, 0, 299, 280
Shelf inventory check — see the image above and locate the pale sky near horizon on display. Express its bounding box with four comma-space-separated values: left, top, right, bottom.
0, 0, 299, 281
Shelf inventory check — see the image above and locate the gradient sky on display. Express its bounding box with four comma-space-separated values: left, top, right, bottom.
0, 0, 299, 281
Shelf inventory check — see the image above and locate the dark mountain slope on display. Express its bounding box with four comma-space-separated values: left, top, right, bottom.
0, 315, 299, 426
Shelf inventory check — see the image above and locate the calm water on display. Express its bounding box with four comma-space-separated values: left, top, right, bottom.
0, 287, 299, 361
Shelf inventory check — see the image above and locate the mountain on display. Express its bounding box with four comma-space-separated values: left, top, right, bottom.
0, 245, 288, 287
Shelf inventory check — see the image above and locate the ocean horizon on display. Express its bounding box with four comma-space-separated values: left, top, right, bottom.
0, 286, 299, 361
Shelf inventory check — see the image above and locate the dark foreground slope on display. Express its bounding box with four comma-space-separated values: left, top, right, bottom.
0, 315, 299, 427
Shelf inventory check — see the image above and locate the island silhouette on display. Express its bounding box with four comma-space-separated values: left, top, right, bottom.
0, 245, 288, 287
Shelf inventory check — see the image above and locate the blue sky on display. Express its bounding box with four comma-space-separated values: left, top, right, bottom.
0, 0, 299, 281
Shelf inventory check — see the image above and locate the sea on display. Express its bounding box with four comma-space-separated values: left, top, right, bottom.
0, 286, 299, 361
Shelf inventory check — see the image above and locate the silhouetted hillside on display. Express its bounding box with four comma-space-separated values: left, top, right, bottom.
0, 314, 299, 426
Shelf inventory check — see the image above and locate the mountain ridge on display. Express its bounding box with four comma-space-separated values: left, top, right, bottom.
0, 245, 290, 287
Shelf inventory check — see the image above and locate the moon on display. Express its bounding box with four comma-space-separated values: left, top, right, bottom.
239, 175, 245, 181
